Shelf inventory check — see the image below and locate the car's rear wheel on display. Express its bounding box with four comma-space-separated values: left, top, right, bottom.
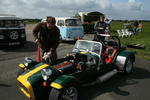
124, 58, 133, 74
49, 86, 78, 100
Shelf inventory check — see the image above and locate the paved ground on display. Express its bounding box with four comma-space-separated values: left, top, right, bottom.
0, 24, 150, 100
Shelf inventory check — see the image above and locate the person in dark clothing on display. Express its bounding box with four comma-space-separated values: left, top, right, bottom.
33, 16, 61, 64
94, 16, 108, 41
94, 16, 107, 34
133, 21, 139, 34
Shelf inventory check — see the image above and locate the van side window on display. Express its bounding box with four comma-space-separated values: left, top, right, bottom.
57, 20, 64, 26
65, 19, 81, 26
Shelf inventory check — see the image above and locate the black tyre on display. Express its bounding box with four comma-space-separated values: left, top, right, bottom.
49, 86, 78, 100
124, 58, 133, 74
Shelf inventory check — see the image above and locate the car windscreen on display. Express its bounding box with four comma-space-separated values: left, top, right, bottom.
73, 40, 102, 55
65, 19, 82, 26
0, 20, 24, 28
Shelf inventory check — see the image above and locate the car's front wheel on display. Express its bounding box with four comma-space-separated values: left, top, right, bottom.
49, 86, 78, 100
124, 58, 133, 74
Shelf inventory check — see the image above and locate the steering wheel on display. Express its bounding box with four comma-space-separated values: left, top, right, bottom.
107, 36, 121, 48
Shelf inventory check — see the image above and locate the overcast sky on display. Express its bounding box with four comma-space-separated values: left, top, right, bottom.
0, 0, 150, 20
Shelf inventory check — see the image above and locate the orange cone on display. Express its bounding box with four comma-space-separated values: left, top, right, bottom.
36, 46, 41, 62
77, 35, 81, 40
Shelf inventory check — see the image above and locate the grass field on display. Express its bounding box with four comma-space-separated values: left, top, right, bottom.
111, 21, 150, 60
26, 20, 150, 60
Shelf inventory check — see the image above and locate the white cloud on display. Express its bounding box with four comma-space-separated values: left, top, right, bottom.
128, 0, 142, 11
108, 0, 149, 20
95, 0, 112, 9
0, 0, 149, 20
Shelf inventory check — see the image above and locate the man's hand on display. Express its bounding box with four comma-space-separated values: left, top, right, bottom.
47, 51, 52, 56
42, 52, 52, 61
42, 53, 49, 61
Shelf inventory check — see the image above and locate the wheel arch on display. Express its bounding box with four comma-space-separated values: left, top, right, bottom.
121, 50, 135, 61
50, 75, 80, 89
116, 50, 135, 71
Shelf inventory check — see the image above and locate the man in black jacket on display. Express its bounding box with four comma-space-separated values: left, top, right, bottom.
33, 16, 60, 64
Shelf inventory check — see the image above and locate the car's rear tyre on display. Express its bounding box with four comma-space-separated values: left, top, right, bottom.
49, 86, 78, 100
124, 58, 133, 74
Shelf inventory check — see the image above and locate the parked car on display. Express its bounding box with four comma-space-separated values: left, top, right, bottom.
17, 35, 135, 100
0, 14, 26, 46
42, 17, 84, 41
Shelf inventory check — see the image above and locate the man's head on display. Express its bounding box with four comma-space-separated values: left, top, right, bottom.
46, 16, 56, 29
99, 16, 105, 22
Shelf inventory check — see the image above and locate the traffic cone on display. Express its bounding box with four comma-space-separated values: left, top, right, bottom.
36, 46, 41, 62
77, 35, 81, 40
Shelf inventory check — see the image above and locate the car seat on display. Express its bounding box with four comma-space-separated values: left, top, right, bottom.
104, 46, 118, 63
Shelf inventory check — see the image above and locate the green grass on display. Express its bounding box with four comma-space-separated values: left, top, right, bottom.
24, 21, 39, 24
110, 21, 150, 60
23, 19, 41, 24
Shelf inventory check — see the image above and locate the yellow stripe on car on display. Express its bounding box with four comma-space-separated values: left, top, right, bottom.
19, 64, 25, 68
20, 87, 31, 98
80, 52, 88, 54
17, 64, 49, 100
50, 82, 63, 89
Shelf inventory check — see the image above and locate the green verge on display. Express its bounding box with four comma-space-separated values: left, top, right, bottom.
111, 21, 150, 60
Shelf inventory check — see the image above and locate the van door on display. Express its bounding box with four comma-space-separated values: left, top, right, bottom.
57, 20, 66, 40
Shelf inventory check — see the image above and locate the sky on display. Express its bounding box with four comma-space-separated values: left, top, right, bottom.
0, 0, 150, 20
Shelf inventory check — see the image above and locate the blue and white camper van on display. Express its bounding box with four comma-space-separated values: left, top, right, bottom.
42, 17, 84, 41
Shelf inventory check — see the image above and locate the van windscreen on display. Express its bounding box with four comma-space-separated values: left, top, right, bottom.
0, 20, 24, 28
65, 19, 81, 26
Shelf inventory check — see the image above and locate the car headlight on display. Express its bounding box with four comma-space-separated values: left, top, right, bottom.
24, 57, 33, 67
21, 34, 26, 38
41, 69, 52, 80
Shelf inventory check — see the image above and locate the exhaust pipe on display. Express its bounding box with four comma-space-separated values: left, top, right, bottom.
97, 69, 118, 83
82, 69, 118, 86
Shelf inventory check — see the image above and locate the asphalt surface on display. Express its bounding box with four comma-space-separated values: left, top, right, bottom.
0, 24, 150, 100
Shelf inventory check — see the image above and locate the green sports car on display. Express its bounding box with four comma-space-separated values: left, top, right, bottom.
17, 36, 135, 100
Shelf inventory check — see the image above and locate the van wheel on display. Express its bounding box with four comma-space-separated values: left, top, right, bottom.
49, 86, 78, 100
124, 58, 133, 74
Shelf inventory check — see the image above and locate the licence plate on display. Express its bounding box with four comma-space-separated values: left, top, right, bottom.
9, 42, 20, 46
